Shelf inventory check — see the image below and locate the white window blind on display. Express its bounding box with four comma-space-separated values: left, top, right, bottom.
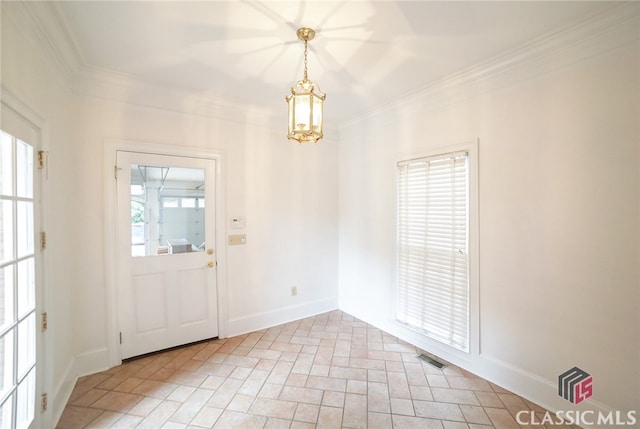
397, 151, 469, 352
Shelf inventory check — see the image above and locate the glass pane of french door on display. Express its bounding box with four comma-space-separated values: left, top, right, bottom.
0, 129, 36, 429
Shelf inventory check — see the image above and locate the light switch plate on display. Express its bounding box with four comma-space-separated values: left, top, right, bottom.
228, 234, 246, 245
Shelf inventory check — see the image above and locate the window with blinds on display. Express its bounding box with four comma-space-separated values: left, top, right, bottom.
396, 151, 470, 353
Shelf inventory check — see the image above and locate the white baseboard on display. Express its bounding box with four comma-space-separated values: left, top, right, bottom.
227, 297, 338, 337
51, 358, 76, 428
73, 347, 111, 378
474, 355, 633, 429
339, 305, 630, 429
51, 347, 111, 428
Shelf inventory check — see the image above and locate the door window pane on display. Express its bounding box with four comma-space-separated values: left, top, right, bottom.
17, 313, 35, 380
0, 266, 15, 330
16, 201, 33, 258
0, 395, 13, 429
0, 330, 14, 399
17, 258, 35, 318
0, 201, 14, 263
130, 165, 206, 256
15, 141, 32, 199
0, 132, 12, 196
16, 368, 34, 429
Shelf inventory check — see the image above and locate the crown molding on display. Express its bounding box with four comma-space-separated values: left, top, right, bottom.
2, 1, 258, 127
73, 65, 294, 133
341, 2, 640, 129
6, 0, 637, 136
74, 65, 246, 120
2, 1, 84, 89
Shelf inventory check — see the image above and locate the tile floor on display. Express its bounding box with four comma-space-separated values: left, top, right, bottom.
57, 310, 574, 429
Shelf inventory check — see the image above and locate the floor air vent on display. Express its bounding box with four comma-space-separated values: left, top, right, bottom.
417, 353, 446, 370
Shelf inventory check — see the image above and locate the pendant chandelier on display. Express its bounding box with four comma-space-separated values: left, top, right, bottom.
286, 27, 326, 143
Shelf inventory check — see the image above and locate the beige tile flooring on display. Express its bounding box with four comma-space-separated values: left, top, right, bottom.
57, 310, 573, 429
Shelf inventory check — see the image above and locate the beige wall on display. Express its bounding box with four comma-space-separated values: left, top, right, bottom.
338, 14, 639, 415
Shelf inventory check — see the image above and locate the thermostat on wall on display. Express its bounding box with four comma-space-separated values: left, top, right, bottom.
231, 216, 245, 229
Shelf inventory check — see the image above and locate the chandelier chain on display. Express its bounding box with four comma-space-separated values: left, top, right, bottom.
303, 39, 309, 82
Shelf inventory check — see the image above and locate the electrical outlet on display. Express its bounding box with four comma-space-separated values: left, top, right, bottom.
291, 286, 297, 296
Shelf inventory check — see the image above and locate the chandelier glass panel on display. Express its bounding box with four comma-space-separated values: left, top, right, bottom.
286, 27, 326, 143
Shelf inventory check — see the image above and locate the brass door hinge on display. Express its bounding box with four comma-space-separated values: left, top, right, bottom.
40, 231, 47, 251
119, 332, 122, 344
41, 393, 48, 412
37, 151, 46, 169
41, 312, 48, 331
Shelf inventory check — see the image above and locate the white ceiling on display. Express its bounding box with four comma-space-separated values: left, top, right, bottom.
53, 1, 615, 124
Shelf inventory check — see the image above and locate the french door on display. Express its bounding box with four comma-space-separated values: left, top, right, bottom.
116, 151, 218, 359
0, 104, 41, 429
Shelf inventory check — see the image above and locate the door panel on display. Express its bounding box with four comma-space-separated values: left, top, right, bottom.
132, 273, 167, 333
178, 272, 209, 325
116, 151, 218, 359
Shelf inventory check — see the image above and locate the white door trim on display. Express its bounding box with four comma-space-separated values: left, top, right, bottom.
103, 139, 228, 366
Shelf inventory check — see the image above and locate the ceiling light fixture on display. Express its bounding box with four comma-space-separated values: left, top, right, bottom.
286, 27, 326, 144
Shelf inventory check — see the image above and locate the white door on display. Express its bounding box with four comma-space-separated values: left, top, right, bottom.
0, 104, 42, 429
116, 151, 218, 359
